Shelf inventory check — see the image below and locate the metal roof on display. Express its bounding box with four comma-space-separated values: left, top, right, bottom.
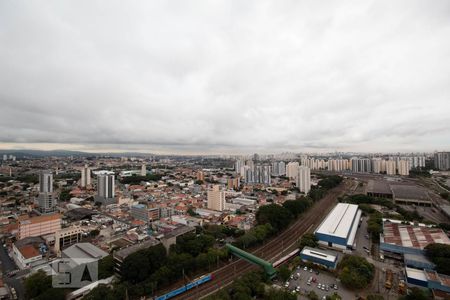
315, 203, 360, 240
301, 246, 337, 263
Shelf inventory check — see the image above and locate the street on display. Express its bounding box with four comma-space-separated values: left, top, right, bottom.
0, 244, 25, 300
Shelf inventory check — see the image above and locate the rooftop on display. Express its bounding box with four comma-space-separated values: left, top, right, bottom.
300, 246, 337, 263
18, 244, 41, 259
62, 243, 108, 261
391, 185, 430, 201
19, 213, 61, 225
382, 221, 450, 249
114, 239, 160, 260
366, 180, 392, 195
315, 203, 360, 240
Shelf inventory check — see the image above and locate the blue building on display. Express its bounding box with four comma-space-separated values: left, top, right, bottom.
314, 203, 361, 250
300, 247, 338, 269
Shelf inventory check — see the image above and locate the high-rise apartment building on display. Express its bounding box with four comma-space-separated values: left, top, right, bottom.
38, 170, 56, 213
386, 160, 396, 175
207, 185, 225, 211
95, 174, 115, 205
351, 158, 372, 173
398, 160, 410, 176
141, 164, 147, 176
296, 166, 311, 194
80, 164, 91, 188
434, 152, 450, 170
286, 162, 300, 179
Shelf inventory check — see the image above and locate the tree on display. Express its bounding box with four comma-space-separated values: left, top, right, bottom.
398, 287, 429, 300
256, 204, 293, 232
367, 295, 384, 300
425, 243, 450, 275
98, 255, 115, 279
326, 293, 342, 300
25, 270, 52, 299
299, 233, 318, 249
278, 265, 291, 282
121, 243, 167, 283
338, 255, 375, 289
307, 290, 319, 300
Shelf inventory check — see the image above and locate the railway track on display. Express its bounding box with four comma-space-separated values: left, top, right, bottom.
172, 180, 354, 300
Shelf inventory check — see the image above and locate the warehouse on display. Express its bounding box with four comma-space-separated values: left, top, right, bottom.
381, 220, 450, 255
314, 203, 362, 250
300, 247, 338, 269
391, 184, 431, 206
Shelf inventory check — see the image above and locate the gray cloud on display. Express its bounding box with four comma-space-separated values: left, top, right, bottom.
1, 0, 450, 154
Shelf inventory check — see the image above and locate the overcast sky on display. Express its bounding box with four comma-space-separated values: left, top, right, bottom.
0, 1, 449, 154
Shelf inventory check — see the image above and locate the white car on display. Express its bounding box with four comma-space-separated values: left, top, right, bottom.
304, 266, 308, 271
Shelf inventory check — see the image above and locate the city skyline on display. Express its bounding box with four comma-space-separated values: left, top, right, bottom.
1, 1, 450, 154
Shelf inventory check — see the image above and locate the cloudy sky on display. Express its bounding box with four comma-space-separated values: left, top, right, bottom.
0, 1, 449, 154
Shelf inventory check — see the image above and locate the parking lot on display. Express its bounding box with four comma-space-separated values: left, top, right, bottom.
282, 265, 356, 299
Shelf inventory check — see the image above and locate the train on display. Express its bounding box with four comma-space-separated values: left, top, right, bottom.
155, 273, 213, 300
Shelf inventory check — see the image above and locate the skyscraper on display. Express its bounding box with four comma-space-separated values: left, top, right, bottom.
207, 185, 225, 211
80, 164, 91, 188
95, 174, 116, 205
296, 166, 311, 194
398, 160, 410, 176
38, 170, 56, 213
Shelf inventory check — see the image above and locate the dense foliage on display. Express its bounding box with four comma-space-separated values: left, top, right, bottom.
234, 223, 275, 249
299, 233, 318, 249
337, 255, 375, 289
398, 287, 429, 300
119, 174, 162, 184
425, 243, 450, 275
256, 204, 293, 232
367, 211, 383, 242
204, 271, 296, 300
24, 270, 68, 300
282, 197, 313, 217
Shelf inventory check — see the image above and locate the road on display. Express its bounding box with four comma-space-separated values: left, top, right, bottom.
0, 244, 25, 299
170, 179, 355, 300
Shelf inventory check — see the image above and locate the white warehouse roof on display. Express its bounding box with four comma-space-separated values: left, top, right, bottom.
315, 203, 360, 241
301, 247, 337, 263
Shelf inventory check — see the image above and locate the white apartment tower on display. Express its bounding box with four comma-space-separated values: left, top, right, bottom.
38, 170, 56, 213
141, 164, 147, 176
80, 164, 91, 188
296, 166, 311, 194
398, 160, 410, 176
286, 162, 300, 180
207, 185, 225, 211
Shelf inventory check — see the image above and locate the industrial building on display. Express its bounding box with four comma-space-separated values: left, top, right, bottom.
390, 184, 431, 206
381, 220, 450, 255
406, 267, 450, 294
300, 247, 338, 269
314, 203, 362, 250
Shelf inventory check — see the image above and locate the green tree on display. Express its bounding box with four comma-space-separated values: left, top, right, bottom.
307, 290, 319, 300
256, 204, 293, 232
425, 243, 450, 275
398, 287, 429, 300
338, 255, 375, 289
299, 233, 318, 249
98, 255, 115, 279
24, 270, 52, 299
278, 265, 291, 282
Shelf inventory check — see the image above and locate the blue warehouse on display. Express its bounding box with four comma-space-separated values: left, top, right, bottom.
314, 203, 361, 250
300, 247, 338, 269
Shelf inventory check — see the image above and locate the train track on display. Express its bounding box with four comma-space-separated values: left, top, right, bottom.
172, 180, 354, 300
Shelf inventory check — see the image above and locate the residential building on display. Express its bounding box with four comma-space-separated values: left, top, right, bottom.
296, 166, 311, 194
386, 160, 396, 175
38, 170, 56, 213
141, 164, 146, 176
207, 185, 225, 211
95, 174, 115, 205
18, 213, 61, 239
434, 152, 450, 170
398, 160, 410, 176
286, 162, 299, 180
80, 164, 91, 188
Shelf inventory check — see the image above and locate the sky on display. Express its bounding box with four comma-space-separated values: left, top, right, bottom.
0, 1, 449, 154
